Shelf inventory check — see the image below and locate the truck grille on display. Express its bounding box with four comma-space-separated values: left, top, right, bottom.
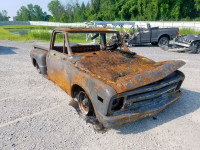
121, 72, 184, 109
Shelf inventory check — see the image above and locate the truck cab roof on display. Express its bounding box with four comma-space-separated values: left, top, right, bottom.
54, 28, 118, 33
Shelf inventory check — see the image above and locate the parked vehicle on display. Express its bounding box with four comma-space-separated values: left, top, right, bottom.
127, 24, 179, 48
30, 28, 185, 128
172, 34, 200, 54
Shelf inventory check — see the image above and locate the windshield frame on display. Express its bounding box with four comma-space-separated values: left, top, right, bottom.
65, 31, 128, 56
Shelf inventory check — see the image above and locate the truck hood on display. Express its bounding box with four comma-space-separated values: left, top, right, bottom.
73, 51, 185, 94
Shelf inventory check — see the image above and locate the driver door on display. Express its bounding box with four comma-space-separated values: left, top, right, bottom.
46, 31, 69, 90
140, 25, 151, 43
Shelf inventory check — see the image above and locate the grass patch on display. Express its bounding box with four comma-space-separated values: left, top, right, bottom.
0, 25, 58, 42
0, 25, 86, 42
0, 25, 200, 42
179, 28, 200, 35
0, 27, 24, 41
28, 30, 52, 41
2, 25, 55, 30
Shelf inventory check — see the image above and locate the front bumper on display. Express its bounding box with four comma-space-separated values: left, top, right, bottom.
174, 42, 190, 48
101, 91, 182, 128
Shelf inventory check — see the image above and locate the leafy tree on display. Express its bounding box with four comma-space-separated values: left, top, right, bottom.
80, 2, 86, 21
60, 13, 68, 22
14, 0, 200, 22
195, 0, 200, 11
65, 3, 74, 23
34, 5, 45, 21
73, 3, 81, 22
17, 6, 29, 21
48, 0, 65, 22
16, 4, 46, 21
0, 10, 9, 21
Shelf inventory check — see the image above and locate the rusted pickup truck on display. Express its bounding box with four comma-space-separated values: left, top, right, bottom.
30, 28, 185, 128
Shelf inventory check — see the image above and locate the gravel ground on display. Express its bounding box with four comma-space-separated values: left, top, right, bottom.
0, 40, 200, 150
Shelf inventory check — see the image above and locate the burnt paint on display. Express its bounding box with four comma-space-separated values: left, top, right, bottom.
30, 28, 186, 128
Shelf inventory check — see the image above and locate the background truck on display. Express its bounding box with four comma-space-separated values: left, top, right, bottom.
30, 28, 185, 129
127, 23, 179, 47
171, 34, 200, 54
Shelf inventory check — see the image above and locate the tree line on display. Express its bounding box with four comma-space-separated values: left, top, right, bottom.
16, 4, 50, 21
1, 0, 200, 22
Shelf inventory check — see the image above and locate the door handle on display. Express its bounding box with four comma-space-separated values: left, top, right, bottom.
50, 52, 56, 56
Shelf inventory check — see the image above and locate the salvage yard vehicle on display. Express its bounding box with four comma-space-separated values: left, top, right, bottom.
30, 28, 185, 128
127, 24, 179, 47
171, 34, 200, 54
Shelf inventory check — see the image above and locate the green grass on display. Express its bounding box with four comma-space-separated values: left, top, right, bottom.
0, 25, 200, 42
0, 25, 92, 43
0, 25, 54, 42
28, 30, 52, 41
179, 28, 200, 35
0, 25, 122, 42
2, 25, 55, 30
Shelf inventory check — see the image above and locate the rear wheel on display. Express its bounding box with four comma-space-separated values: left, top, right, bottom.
158, 37, 169, 49
33, 60, 48, 79
36, 63, 41, 74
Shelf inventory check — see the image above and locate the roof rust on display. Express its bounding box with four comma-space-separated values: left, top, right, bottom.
54, 28, 118, 33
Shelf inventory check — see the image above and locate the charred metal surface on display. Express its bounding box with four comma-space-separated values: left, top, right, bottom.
30, 49, 47, 74
30, 28, 186, 128
74, 50, 185, 93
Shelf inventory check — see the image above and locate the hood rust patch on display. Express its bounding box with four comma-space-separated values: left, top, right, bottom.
75, 51, 154, 81
74, 51, 185, 93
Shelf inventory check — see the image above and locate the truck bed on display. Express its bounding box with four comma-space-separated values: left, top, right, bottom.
34, 45, 49, 51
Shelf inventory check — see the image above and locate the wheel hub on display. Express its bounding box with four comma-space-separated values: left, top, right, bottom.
78, 91, 90, 115
161, 39, 167, 45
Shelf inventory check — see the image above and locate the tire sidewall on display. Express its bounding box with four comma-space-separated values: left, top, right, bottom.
158, 37, 169, 47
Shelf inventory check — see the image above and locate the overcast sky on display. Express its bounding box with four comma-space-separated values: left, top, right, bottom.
0, 0, 88, 17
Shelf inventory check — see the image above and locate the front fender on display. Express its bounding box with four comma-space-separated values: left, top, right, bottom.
70, 68, 117, 117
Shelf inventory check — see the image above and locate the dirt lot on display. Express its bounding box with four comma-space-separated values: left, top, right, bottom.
0, 40, 200, 150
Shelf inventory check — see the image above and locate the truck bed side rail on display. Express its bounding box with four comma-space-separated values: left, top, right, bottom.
34, 45, 49, 51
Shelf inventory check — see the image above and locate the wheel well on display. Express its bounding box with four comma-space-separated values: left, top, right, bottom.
71, 84, 96, 116
159, 34, 170, 41
32, 58, 37, 67
71, 84, 85, 98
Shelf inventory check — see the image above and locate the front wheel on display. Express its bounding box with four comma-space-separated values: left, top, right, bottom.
189, 41, 200, 54
76, 90, 93, 116
75, 89, 104, 130
158, 37, 169, 49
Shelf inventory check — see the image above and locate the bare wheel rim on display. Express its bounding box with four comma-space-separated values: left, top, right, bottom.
78, 91, 90, 115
